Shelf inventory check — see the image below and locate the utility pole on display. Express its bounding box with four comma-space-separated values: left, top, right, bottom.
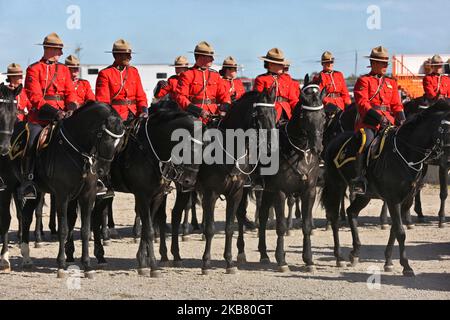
354, 50, 358, 77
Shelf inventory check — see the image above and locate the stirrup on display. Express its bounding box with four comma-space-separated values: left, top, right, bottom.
350, 179, 367, 195
96, 179, 108, 196
0, 177, 6, 192
21, 184, 38, 200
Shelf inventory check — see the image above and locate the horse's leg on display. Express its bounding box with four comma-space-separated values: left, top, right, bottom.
414, 191, 425, 222
49, 194, 57, 240
201, 190, 219, 275
107, 200, 119, 239
157, 195, 169, 266
438, 164, 448, 228
101, 198, 111, 245
79, 192, 95, 278
325, 185, 347, 267
64, 200, 78, 263
235, 196, 247, 265
286, 194, 294, 236
346, 195, 370, 266
15, 196, 23, 243
135, 194, 159, 277
0, 192, 12, 273
380, 201, 389, 229
327, 193, 345, 231
258, 191, 274, 264
386, 201, 414, 276
300, 186, 317, 271
190, 192, 201, 232
20, 199, 36, 269
181, 192, 191, 238
171, 191, 190, 266
132, 200, 141, 241
254, 190, 262, 227
34, 193, 45, 247
273, 191, 289, 272
223, 188, 243, 274
92, 199, 107, 266
55, 197, 70, 277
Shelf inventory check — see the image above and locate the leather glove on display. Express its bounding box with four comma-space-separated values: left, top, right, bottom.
200, 109, 211, 119
65, 110, 74, 118
56, 111, 66, 121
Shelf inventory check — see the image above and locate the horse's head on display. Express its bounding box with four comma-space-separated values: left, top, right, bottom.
252, 89, 277, 130
0, 83, 20, 155
295, 79, 327, 155
63, 102, 125, 177
147, 103, 202, 190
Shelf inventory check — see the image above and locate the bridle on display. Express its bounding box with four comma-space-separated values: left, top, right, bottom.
393, 118, 450, 172
144, 116, 202, 183
0, 95, 18, 137
59, 120, 125, 175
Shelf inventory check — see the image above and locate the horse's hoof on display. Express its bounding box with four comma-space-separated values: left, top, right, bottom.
305, 265, 315, 273
325, 224, 331, 231
406, 224, 415, 230
226, 267, 238, 275
103, 240, 111, 246
150, 269, 161, 278
439, 222, 445, 229
66, 258, 75, 264
260, 257, 271, 264
182, 235, 190, 242
285, 230, 292, 237
137, 268, 150, 276
172, 260, 183, 268
403, 269, 415, 277
85, 270, 96, 279
349, 255, 359, 266
201, 268, 211, 275
201, 235, 206, 241
237, 253, 247, 264
278, 265, 290, 273
159, 260, 170, 268
34, 242, 43, 249
384, 264, 394, 272
381, 224, 389, 230
336, 261, 347, 268
57, 269, 68, 279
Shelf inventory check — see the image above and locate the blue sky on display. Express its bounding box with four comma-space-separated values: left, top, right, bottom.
0, 0, 449, 78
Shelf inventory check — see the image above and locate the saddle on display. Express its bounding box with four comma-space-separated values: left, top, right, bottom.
118, 117, 143, 154
9, 123, 57, 161
333, 126, 393, 169
36, 123, 56, 152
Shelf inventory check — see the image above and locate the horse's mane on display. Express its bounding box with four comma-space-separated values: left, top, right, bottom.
72, 100, 116, 118
222, 91, 259, 123
401, 99, 450, 132
149, 100, 190, 122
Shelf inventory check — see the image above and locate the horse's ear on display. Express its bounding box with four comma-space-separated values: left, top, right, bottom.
13, 84, 23, 97
304, 73, 310, 87
320, 87, 327, 102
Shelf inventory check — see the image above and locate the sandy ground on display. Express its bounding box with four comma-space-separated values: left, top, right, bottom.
0, 185, 449, 300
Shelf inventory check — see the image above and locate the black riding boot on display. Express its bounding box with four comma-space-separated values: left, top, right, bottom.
18, 155, 37, 200
350, 153, 367, 195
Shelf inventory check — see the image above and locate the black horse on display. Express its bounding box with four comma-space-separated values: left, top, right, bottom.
0, 83, 22, 272
156, 90, 277, 273
321, 100, 450, 276
252, 81, 326, 272
91, 101, 201, 277
15, 101, 124, 278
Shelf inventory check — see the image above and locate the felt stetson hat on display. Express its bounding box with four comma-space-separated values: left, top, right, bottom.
429, 54, 448, 66
36, 32, 64, 49
170, 55, 190, 67
191, 41, 215, 56
105, 39, 135, 54
221, 56, 241, 68
259, 48, 290, 65
2, 63, 23, 76
365, 46, 390, 63
319, 51, 335, 63
65, 55, 80, 68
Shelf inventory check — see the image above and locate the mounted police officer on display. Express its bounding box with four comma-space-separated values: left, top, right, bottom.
219, 56, 245, 105
65, 55, 95, 104
21, 32, 79, 200
312, 51, 352, 112
154, 55, 190, 102
175, 41, 231, 123
351, 46, 405, 194
423, 54, 450, 102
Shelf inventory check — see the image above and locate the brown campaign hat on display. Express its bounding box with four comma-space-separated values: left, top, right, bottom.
259, 48, 290, 65
365, 46, 390, 62
191, 41, 215, 56
319, 51, 335, 63
170, 55, 190, 67
2, 63, 23, 76
36, 32, 64, 49
221, 56, 241, 68
65, 55, 80, 68
105, 39, 135, 54
429, 54, 448, 66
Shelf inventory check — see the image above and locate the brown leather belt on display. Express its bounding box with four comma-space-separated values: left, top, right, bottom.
275, 97, 289, 103
191, 98, 216, 105
44, 95, 63, 101
327, 93, 342, 98
112, 99, 137, 105
372, 105, 388, 111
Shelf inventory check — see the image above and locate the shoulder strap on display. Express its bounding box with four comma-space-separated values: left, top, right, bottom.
368, 76, 385, 102
111, 66, 129, 100
43, 63, 59, 97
